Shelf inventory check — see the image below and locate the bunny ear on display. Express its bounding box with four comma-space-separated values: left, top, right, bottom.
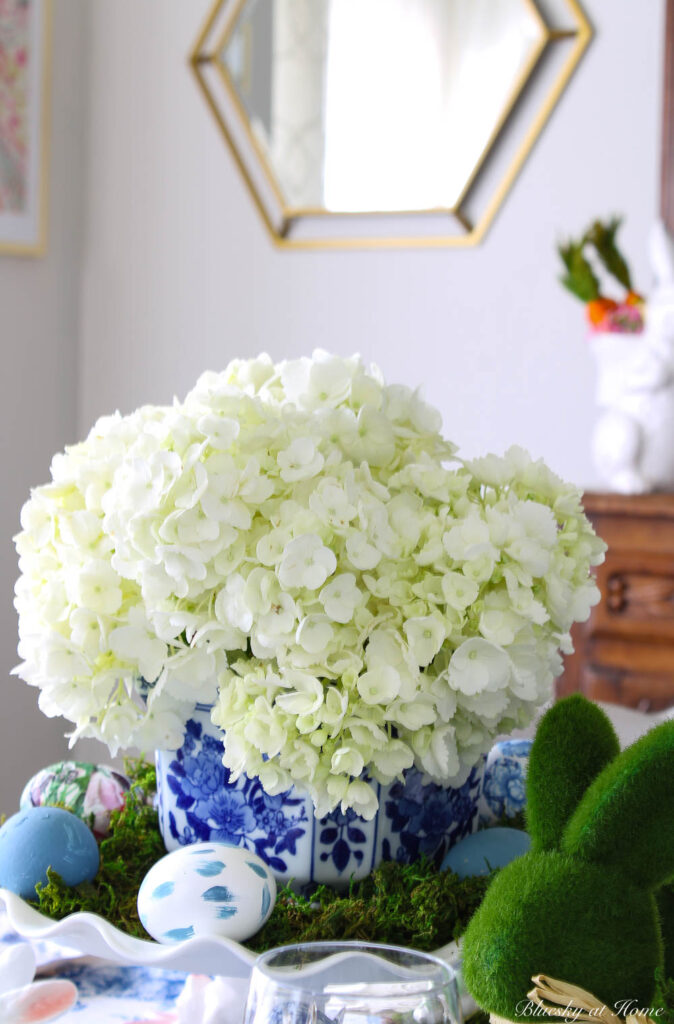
0, 979, 77, 1023
650, 219, 674, 287
526, 695, 619, 852
563, 719, 674, 890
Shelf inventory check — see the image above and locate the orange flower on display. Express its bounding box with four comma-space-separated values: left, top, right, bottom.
586, 297, 618, 326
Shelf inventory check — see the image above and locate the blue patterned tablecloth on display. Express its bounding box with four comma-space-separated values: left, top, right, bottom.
0, 907, 242, 1023
37, 963, 187, 1023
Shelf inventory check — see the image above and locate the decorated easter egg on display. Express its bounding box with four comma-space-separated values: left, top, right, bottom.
441, 826, 531, 879
479, 738, 532, 825
137, 842, 276, 944
0, 807, 100, 899
20, 761, 130, 838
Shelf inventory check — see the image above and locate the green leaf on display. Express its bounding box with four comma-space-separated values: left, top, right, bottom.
558, 241, 600, 302
586, 217, 634, 291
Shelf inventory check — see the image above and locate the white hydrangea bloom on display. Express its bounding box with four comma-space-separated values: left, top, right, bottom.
13, 352, 605, 817
277, 438, 325, 482
448, 637, 511, 696
109, 607, 168, 683
278, 534, 337, 591
320, 573, 361, 624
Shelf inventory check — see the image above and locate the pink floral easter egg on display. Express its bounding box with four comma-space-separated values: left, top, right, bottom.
19, 762, 130, 838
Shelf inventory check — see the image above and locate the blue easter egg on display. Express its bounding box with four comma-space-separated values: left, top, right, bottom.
0, 807, 99, 900
441, 827, 531, 879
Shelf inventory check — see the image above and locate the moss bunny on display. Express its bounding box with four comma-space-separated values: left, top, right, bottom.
463, 695, 674, 1020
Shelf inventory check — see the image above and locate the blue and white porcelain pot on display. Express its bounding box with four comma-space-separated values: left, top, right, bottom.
155, 704, 485, 889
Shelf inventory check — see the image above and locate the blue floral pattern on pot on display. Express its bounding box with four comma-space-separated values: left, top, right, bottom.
316, 802, 372, 877
479, 738, 532, 824
156, 704, 486, 888
156, 706, 308, 876
379, 764, 484, 867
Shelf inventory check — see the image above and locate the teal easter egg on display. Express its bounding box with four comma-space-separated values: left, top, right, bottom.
137, 842, 276, 944
441, 826, 531, 879
0, 807, 100, 899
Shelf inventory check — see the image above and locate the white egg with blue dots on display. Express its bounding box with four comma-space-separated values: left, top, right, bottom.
137, 842, 276, 944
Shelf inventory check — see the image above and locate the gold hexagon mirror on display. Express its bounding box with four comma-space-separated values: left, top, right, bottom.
191, 0, 591, 249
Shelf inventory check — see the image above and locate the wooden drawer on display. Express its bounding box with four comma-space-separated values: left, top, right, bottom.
588, 493, 674, 556
558, 493, 674, 710
590, 554, 674, 641
576, 663, 674, 712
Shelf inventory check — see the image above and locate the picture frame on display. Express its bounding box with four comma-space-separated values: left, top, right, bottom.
0, 0, 50, 256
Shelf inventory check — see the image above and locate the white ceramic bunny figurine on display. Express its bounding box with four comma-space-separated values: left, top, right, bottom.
0, 945, 77, 1023
176, 974, 250, 1024
591, 219, 674, 493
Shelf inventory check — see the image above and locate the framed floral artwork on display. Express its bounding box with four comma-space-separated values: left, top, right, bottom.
0, 0, 49, 255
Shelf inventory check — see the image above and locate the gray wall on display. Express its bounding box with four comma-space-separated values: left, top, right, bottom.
78, 0, 663, 491
0, 1, 106, 812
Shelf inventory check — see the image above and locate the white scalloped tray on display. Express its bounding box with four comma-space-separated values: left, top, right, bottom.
0, 888, 257, 977
0, 889, 464, 983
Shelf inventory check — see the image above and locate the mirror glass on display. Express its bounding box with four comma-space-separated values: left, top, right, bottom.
221, 0, 544, 213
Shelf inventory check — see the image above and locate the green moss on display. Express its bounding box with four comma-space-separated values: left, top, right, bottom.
462, 851, 659, 1020
654, 968, 674, 1024
463, 701, 674, 1022
563, 719, 674, 890
526, 695, 619, 852
23, 760, 491, 948
249, 858, 491, 953
658, 886, 674, 980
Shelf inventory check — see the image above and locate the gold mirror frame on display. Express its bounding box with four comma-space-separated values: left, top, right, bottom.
190, 0, 591, 250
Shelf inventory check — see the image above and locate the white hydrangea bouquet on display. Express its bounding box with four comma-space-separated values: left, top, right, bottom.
14, 352, 605, 820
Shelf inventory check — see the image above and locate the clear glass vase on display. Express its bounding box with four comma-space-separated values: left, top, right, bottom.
244, 942, 462, 1024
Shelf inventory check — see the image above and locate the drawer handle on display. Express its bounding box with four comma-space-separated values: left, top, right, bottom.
606, 575, 627, 612
605, 571, 674, 617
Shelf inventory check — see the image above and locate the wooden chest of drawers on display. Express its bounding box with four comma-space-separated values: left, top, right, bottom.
558, 492, 674, 711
